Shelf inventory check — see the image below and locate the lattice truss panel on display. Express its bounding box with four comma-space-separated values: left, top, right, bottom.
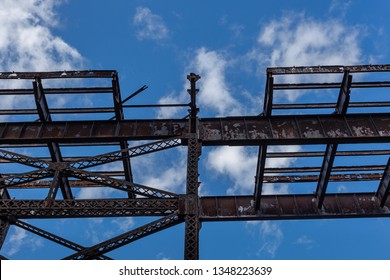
0, 65, 389, 260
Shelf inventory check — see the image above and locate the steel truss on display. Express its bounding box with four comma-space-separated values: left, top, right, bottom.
0, 65, 389, 259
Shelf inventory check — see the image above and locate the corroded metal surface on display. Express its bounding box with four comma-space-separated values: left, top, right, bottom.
268, 64, 390, 75
0, 114, 388, 144
0, 198, 178, 218
200, 194, 390, 221
0, 65, 389, 260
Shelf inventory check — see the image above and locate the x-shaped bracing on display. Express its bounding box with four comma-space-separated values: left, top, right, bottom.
0, 138, 181, 199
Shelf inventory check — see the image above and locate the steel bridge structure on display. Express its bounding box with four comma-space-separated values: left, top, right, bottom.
0, 65, 389, 260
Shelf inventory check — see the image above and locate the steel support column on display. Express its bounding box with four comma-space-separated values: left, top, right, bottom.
184, 73, 201, 260
254, 73, 273, 210
0, 219, 10, 250
112, 73, 135, 198
0, 184, 11, 250
315, 71, 352, 208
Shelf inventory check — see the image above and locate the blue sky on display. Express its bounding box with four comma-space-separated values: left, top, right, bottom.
0, 0, 390, 259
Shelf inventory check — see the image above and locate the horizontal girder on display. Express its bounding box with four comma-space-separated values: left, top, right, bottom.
200, 193, 390, 221
0, 113, 389, 145
0, 70, 116, 79
0, 198, 178, 218
268, 64, 390, 75
1, 193, 388, 221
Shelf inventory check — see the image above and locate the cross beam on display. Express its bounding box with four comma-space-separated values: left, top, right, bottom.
0, 113, 389, 145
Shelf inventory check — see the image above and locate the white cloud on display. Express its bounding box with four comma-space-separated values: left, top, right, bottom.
133, 7, 169, 41
157, 47, 250, 119
0, 0, 84, 121
0, 0, 83, 72
207, 145, 300, 195
139, 151, 187, 194
258, 14, 361, 67
254, 14, 362, 101
246, 221, 284, 258
194, 48, 242, 116
207, 146, 257, 194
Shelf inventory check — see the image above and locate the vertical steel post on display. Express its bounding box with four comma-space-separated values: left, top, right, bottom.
112, 73, 135, 199
254, 73, 273, 210
0, 185, 11, 250
184, 73, 201, 260
315, 71, 352, 209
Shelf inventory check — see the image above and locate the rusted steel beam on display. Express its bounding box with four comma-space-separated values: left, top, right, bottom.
0, 70, 116, 79
65, 167, 178, 198
263, 173, 382, 183
375, 158, 390, 207
254, 145, 267, 210
264, 165, 386, 173
273, 81, 390, 90
0, 148, 49, 168
63, 213, 182, 260
0, 169, 53, 187
263, 150, 390, 158
273, 102, 390, 110
200, 193, 390, 221
14, 220, 111, 260
0, 119, 188, 144
69, 138, 181, 169
0, 87, 113, 95
0, 219, 10, 250
0, 198, 178, 218
0, 186, 11, 250
0, 113, 389, 145
268, 64, 390, 75
200, 113, 390, 145
0, 107, 116, 115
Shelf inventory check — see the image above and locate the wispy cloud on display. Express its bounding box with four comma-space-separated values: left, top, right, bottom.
329, 0, 352, 14
4, 226, 43, 256
112, 217, 135, 232
294, 235, 317, 250
246, 221, 284, 258
133, 7, 169, 41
